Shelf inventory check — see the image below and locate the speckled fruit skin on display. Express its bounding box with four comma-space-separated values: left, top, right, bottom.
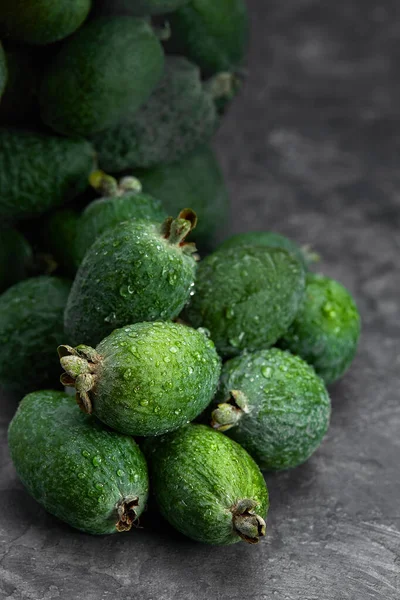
278, 273, 361, 385
74, 191, 166, 266
61, 322, 221, 436
219, 231, 309, 269
8, 391, 149, 534
0, 43, 7, 100
95, 0, 190, 16
136, 146, 229, 251
0, 228, 32, 292
0, 0, 91, 45
64, 219, 197, 347
0, 129, 94, 220
40, 17, 164, 137
145, 424, 269, 545
91, 57, 217, 172
185, 245, 306, 357
215, 348, 331, 471
0, 277, 71, 392
166, 0, 249, 76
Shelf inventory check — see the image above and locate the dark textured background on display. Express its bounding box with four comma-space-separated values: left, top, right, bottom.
1, 1, 400, 598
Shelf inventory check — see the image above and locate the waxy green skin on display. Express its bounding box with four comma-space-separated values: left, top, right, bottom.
0, 0, 91, 45
64, 219, 197, 347
92, 56, 217, 172
279, 273, 361, 385
215, 348, 331, 471
0, 129, 94, 220
8, 391, 149, 534
61, 322, 221, 436
0, 43, 6, 100
145, 424, 269, 545
0, 228, 32, 292
219, 231, 310, 269
185, 245, 306, 357
0, 276, 71, 392
167, 0, 249, 76
74, 191, 166, 265
40, 17, 164, 137
136, 146, 230, 251
94, 0, 190, 16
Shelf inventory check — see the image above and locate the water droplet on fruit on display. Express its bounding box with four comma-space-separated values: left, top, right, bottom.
119, 285, 130, 298
78, 472, 85, 479
117, 469, 124, 477
261, 366, 272, 378
82, 450, 90, 458
95, 483, 104, 490
140, 399, 149, 406
169, 346, 178, 353
225, 307, 235, 319
92, 456, 102, 467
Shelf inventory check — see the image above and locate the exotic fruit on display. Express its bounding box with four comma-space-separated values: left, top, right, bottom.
145, 424, 269, 545
74, 171, 166, 265
211, 348, 331, 471
8, 390, 149, 534
59, 322, 221, 436
64, 210, 198, 347
279, 273, 361, 384
185, 245, 305, 357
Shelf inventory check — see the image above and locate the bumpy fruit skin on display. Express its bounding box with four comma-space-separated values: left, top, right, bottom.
136, 146, 229, 251
0, 48, 39, 125
43, 209, 81, 277
185, 245, 306, 357
0, 277, 71, 392
0, 43, 6, 99
0, 130, 94, 220
64, 216, 197, 347
0, 0, 91, 45
145, 424, 269, 545
213, 348, 331, 471
8, 390, 149, 534
60, 322, 221, 436
40, 17, 164, 137
219, 231, 310, 269
95, 0, 190, 16
167, 0, 249, 76
279, 274, 361, 385
74, 191, 166, 266
92, 57, 217, 172
0, 228, 32, 292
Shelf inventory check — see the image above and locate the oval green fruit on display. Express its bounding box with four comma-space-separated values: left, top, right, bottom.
0, 227, 32, 293
166, 0, 249, 76
74, 171, 166, 266
94, 0, 190, 16
40, 17, 164, 137
212, 348, 331, 471
0, 276, 71, 392
0, 42, 7, 99
136, 146, 230, 251
91, 56, 217, 172
145, 424, 268, 544
59, 322, 221, 436
8, 390, 148, 534
279, 273, 361, 385
185, 245, 306, 357
0, 129, 94, 220
64, 211, 197, 347
0, 0, 91, 45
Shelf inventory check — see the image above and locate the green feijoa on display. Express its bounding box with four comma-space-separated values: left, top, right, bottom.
211, 348, 331, 471
0, 228, 32, 293
219, 231, 316, 270
43, 209, 81, 278
40, 17, 164, 137
59, 322, 221, 436
166, 0, 249, 76
94, 0, 190, 17
0, 48, 39, 125
0, 276, 71, 392
184, 245, 306, 357
8, 390, 148, 534
278, 273, 361, 385
0, 129, 95, 220
64, 211, 197, 347
0, 42, 7, 99
0, 0, 91, 45
144, 424, 268, 544
91, 56, 217, 172
136, 146, 229, 251
74, 171, 167, 266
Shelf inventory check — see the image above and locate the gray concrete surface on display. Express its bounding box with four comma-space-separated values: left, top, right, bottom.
1, 1, 399, 598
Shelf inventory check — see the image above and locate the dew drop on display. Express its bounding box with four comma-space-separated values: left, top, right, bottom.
92, 456, 102, 467
82, 450, 90, 458
117, 469, 124, 477
261, 366, 273, 379
78, 472, 85, 479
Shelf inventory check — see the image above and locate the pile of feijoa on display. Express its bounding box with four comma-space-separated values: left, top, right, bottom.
1, 1, 361, 546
